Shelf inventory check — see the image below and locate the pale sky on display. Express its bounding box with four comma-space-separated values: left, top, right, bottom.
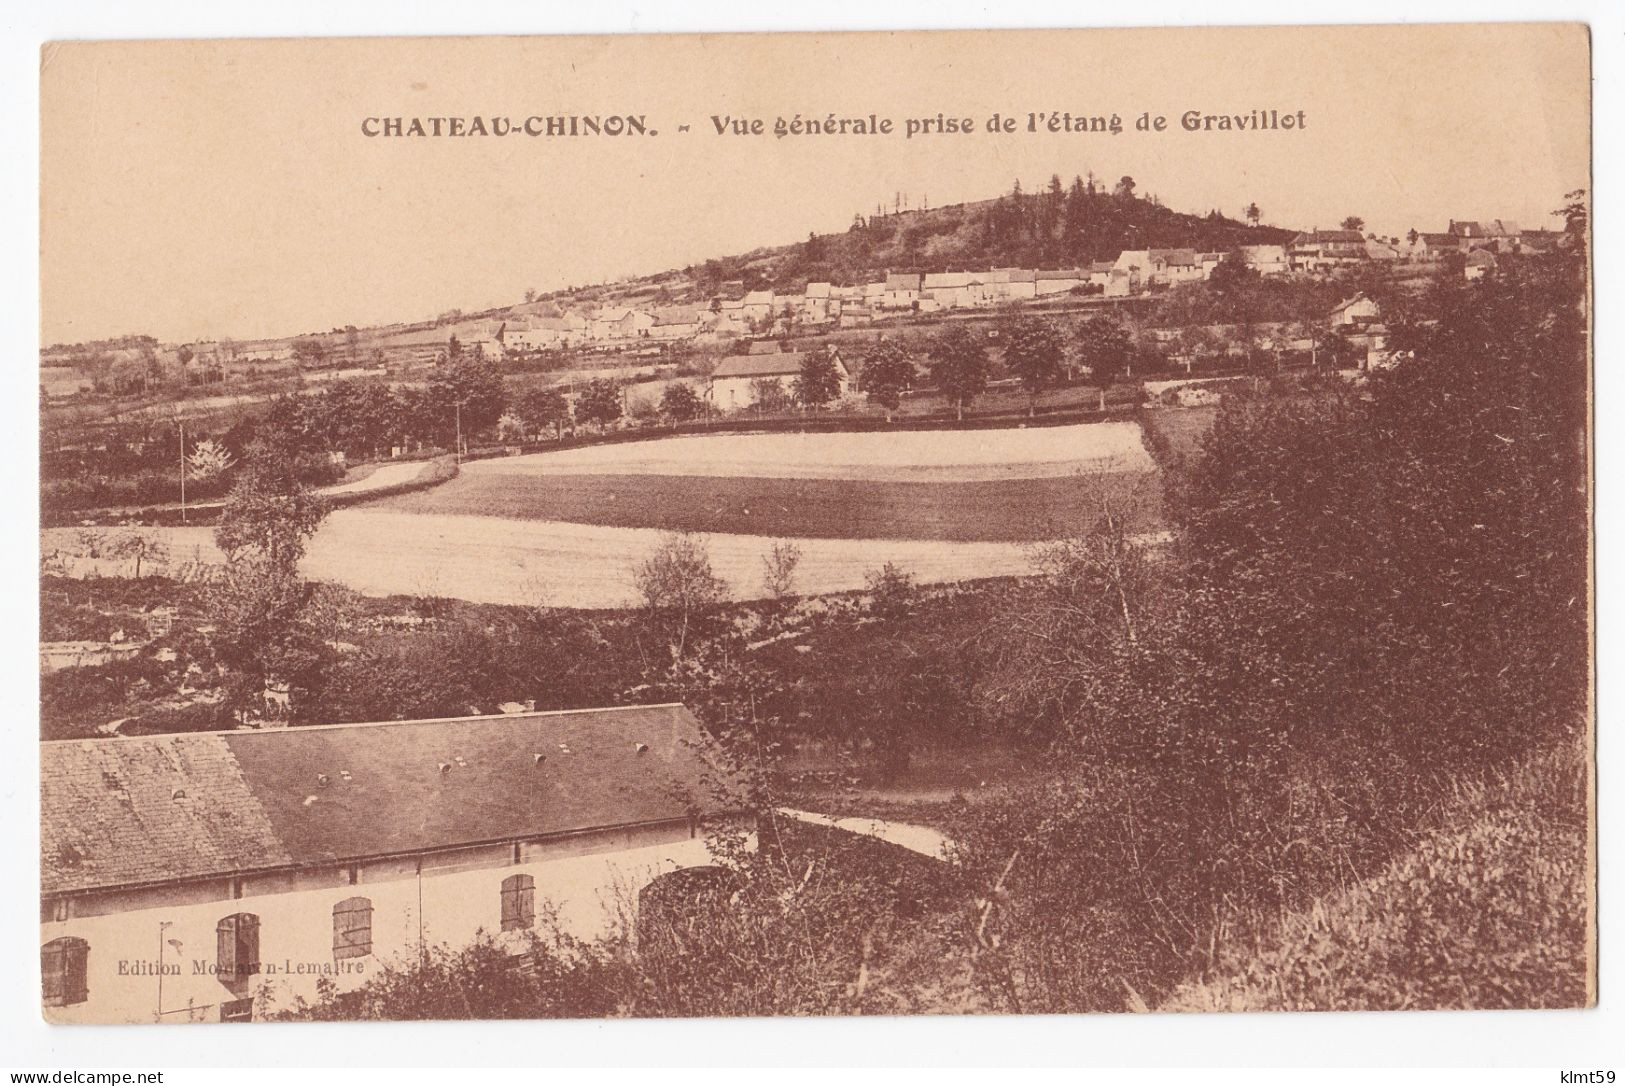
40, 24, 1589, 345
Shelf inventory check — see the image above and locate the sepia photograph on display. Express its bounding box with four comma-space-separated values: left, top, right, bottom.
27, 17, 1596, 1044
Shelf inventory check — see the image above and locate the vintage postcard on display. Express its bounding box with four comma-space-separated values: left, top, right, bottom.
37, 24, 1592, 1024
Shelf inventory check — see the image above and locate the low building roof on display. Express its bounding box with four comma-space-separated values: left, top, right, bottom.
712, 350, 842, 379
41, 704, 724, 896
1292, 229, 1365, 245
884, 272, 922, 291
804, 282, 831, 298
1151, 248, 1198, 266
653, 305, 704, 326
1036, 268, 1084, 280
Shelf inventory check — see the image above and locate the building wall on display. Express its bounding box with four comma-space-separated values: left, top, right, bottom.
41, 820, 720, 1024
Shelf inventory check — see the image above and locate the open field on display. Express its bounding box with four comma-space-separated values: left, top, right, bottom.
376, 470, 1159, 542
43, 511, 1078, 608
377, 421, 1162, 541
462, 422, 1155, 482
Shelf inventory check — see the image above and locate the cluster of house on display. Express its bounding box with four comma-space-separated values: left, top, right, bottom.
484, 217, 1552, 359
1291, 218, 1561, 275
40, 703, 743, 1023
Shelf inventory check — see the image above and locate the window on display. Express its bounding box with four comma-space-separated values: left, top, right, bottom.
216, 912, 260, 985
41, 937, 89, 1007
500, 874, 535, 931
332, 896, 373, 960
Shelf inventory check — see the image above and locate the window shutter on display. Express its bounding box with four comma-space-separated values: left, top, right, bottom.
216, 916, 237, 980
41, 942, 65, 1006
65, 941, 88, 1005
42, 937, 88, 1008
501, 874, 535, 931
333, 897, 373, 959
238, 913, 259, 975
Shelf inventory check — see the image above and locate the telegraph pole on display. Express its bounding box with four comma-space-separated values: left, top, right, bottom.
179, 422, 187, 524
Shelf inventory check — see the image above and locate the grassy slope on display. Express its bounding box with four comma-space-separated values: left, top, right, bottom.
1160, 742, 1592, 1013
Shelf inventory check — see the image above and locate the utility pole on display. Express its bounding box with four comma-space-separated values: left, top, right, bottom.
179, 422, 187, 524
156, 920, 171, 1021
454, 400, 462, 462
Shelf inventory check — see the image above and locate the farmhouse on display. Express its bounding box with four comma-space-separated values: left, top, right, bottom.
650, 305, 705, 341
1240, 244, 1290, 276
40, 704, 741, 1024
803, 282, 835, 323
741, 290, 776, 326
1412, 232, 1463, 259
1287, 229, 1366, 272
880, 273, 921, 311
1330, 293, 1381, 327
708, 348, 851, 410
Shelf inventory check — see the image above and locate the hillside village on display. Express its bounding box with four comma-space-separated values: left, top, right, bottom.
40, 170, 1564, 421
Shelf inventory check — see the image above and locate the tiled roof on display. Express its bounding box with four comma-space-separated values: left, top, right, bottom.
884, 273, 921, 291
653, 306, 704, 326
1036, 268, 1084, 280
1151, 248, 1197, 266
712, 351, 842, 379
1292, 230, 1364, 245
41, 704, 724, 896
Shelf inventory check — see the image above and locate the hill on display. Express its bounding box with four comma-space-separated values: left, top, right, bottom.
664, 177, 1294, 299
45, 175, 1298, 360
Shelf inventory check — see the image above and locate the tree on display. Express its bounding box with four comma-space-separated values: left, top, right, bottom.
425, 356, 507, 448
926, 324, 990, 421
864, 562, 916, 619
1407, 227, 1420, 246
660, 382, 704, 422
859, 340, 917, 422
518, 387, 571, 439
633, 532, 728, 664
574, 379, 624, 430
793, 349, 842, 410
1073, 316, 1133, 401
761, 540, 803, 600
750, 378, 793, 415
1341, 216, 1365, 233
1207, 249, 1260, 296
999, 316, 1066, 416
106, 530, 170, 579
1114, 176, 1137, 200
291, 338, 329, 368
214, 440, 329, 567
186, 438, 235, 482
1245, 202, 1262, 227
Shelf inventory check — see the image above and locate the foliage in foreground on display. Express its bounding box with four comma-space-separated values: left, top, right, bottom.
1160, 742, 1591, 1012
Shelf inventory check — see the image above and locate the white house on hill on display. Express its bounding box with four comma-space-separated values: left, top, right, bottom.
40, 704, 743, 1023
